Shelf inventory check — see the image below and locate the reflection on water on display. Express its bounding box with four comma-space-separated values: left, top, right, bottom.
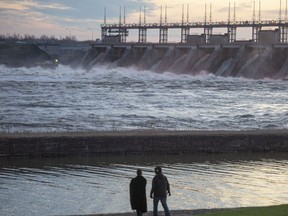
0, 153, 288, 216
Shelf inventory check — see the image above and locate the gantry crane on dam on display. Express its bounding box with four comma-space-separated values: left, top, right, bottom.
101, 1, 288, 45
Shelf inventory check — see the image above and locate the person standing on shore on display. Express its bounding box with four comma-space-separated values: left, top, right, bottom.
150, 166, 171, 216
130, 169, 147, 216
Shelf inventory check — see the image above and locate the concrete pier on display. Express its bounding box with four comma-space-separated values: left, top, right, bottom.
1, 130, 288, 158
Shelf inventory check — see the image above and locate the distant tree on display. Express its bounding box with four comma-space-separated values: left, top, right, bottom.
0, 33, 81, 44
13, 33, 22, 40
0, 34, 5, 41
24, 34, 36, 42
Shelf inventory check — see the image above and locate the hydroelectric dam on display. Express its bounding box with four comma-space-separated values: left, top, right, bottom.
79, 2, 288, 80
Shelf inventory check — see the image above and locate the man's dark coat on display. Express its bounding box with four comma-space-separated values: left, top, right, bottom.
151, 173, 170, 198
130, 175, 147, 213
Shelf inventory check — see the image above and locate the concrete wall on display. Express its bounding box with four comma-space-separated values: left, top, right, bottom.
209, 34, 229, 44
39, 44, 90, 57
103, 35, 121, 44
259, 29, 280, 44
187, 35, 206, 45
39, 44, 90, 65
0, 130, 288, 158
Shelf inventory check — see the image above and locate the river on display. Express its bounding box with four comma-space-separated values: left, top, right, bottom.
0, 64, 288, 215
1, 153, 288, 215
0, 65, 288, 132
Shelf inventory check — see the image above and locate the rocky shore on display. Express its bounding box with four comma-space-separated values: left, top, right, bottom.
1, 130, 288, 158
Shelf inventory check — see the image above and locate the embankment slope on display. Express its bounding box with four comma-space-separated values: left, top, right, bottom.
1, 130, 288, 158
0, 43, 53, 67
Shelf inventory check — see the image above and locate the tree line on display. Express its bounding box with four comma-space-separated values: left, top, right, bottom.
0, 33, 91, 44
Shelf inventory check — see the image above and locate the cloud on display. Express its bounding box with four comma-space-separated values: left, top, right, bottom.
0, 1, 29, 10
28, 2, 71, 10
1, 0, 280, 41
0, 0, 155, 40
0, 0, 71, 11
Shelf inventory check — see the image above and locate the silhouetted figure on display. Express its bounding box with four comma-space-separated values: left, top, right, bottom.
150, 166, 171, 216
130, 169, 147, 216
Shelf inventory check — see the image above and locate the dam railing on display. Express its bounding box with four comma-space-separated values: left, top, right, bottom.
101, 19, 288, 44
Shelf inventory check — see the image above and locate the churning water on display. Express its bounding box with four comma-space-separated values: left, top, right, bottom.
0, 154, 288, 215
0, 64, 288, 132
1, 65, 288, 215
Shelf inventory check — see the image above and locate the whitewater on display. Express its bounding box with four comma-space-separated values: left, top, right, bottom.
0, 64, 288, 133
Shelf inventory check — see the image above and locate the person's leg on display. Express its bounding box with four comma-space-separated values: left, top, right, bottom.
160, 197, 170, 216
153, 197, 160, 216
136, 209, 143, 216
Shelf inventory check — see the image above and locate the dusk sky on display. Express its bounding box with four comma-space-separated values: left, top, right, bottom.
0, 0, 284, 42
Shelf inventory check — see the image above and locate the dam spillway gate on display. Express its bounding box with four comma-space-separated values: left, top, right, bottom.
84, 43, 288, 80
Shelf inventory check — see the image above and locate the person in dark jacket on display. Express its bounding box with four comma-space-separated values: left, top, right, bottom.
130, 169, 147, 216
150, 166, 171, 216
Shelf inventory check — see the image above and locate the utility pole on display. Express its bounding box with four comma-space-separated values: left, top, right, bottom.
165, 5, 167, 24
280, 0, 282, 23
144, 6, 146, 24
210, 3, 212, 24
187, 4, 189, 23
228, 2, 231, 24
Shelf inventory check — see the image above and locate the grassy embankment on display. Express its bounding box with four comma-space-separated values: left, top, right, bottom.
0, 43, 52, 67
199, 204, 288, 216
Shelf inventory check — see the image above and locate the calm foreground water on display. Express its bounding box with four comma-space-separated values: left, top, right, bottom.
0, 153, 288, 215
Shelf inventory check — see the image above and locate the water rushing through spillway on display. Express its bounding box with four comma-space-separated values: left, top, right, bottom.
84, 45, 288, 79
0, 64, 288, 132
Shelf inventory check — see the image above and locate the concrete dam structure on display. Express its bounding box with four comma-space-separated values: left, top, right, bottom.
82, 44, 288, 80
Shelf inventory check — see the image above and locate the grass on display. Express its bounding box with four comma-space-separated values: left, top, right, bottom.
199, 205, 288, 216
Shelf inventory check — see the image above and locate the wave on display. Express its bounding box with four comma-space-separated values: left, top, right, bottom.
1, 63, 287, 84
1, 62, 288, 133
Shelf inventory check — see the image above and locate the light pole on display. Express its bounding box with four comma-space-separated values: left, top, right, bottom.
88, 28, 94, 41
66, 28, 72, 43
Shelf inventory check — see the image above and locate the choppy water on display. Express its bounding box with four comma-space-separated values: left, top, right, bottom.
1, 66, 288, 215
0, 64, 288, 132
0, 154, 288, 215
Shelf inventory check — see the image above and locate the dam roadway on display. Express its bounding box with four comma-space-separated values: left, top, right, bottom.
92, 43, 288, 49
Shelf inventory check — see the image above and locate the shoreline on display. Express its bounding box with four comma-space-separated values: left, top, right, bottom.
71, 209, 223, 216
67, 204, 288, 216
1, 129, 288, 158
